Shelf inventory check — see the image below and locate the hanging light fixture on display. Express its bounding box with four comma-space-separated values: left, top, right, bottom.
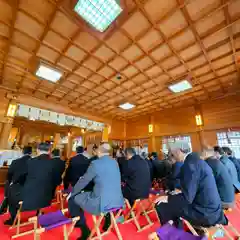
6, 103, 17, 117
148, 124, 153, 133
195, 114, 203, 126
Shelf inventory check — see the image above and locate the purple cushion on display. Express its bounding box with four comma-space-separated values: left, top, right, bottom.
156, 224, 208, 240
62, 188, 72, 194
38, 210, 72, 231
149, 189, 164, 195
104, 207, 122, 213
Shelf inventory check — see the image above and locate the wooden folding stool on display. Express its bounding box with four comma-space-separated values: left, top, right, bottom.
124, 198, 154, 232
182, 217, 240, 240
148, 220, 207, 240
28, 209, 79, 240
89, 207, 123, 240
10, 201, 30, 238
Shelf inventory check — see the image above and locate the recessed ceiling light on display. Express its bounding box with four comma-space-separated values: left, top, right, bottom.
119, 102, 135, 110
74, 0, 123, 32
168, 80, 192, 93
36, 64, 62, 83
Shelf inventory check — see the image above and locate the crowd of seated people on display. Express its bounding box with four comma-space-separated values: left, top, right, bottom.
0, 143, 66, 225
1, 140, 240, 240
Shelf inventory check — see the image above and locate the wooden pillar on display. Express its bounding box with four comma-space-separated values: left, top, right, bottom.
148, 116, 156, 153
102, 126, 109, 142
53, 133, 61, 148
67, 134, 73, 158
0, 117, 14, 149
123, 121, 127, 149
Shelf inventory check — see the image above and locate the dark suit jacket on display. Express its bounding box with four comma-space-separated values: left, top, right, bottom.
52, 157, 65, 188
166, 162, 183, 191
64, 153, 92, 191
121, 155, 151, 202
22, 154, 57, 211
206, 157, 234, 204
169, 153, 226, 227
220, 155, 240, 191
6, 155, 31, 203
145, 159, 154, 180
229, 156, 240, 182
7, 155, 31, 186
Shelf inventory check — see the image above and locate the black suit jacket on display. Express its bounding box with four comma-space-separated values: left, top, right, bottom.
6, 155, 31, 199
206, 157, 234, 203
7, 155, 31, 185
52, 157, 66, 188
22, 154, 57, 211
122, 155, 151, 201
169, 153, 226, 226
63, 153, 92, 190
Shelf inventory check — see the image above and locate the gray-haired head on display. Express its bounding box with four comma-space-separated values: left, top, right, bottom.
168, 140, 191, 163
125, 147, 136, 160
168, 140, 191, 154
98, 143, 111, 157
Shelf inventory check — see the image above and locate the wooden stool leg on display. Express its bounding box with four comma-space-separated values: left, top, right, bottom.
60, 193, 64, 210
68, 217, 80, 237
111, 212, 123, 240
139, 201, 153, 226
131, 207, 141, 231
89, 215, 104, 240
220, 225, 234, 240
63, 224, 68, 240
33, 219, 38, 240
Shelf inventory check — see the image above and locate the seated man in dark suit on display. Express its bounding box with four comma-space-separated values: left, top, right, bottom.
116, 148, 126, 175
68, 143, 124, 240
222, 146, 240, 182
165, 160, 184, 191
2, 146, 32, 224
155, 141, 227, 228
121, 148, 151, 206
214, 146, 240, 192
63, 146, 92, 191
203, 148, 235, 209
51, 149, 66, 193
17, 143, 59, 219
89, 145, 98, 162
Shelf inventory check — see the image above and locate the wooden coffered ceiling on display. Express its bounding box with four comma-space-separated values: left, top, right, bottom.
0, 0, 240, 120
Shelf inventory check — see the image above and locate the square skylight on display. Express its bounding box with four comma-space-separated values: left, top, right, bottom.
74, 0, 123, 32
36, 64, 62, 83
119, 102, 135, 110
168, 80, 192, 93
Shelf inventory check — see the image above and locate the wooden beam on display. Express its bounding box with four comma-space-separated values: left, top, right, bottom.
0, 0, 19, 84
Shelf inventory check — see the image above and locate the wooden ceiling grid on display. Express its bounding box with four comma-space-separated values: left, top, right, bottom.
0, 0, 239, 119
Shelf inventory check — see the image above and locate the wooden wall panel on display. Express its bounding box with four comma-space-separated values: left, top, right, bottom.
109, 119, 125, 140
126, 115, 150, 139
153, 106, 197, 136
125, 94, 240, 152
202, 95, 240, 130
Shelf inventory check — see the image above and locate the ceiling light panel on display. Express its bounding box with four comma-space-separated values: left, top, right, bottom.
168, 80, 192, 93
119, 102, 135, 110
74, 0, 123, 32
36, 64, 62, 83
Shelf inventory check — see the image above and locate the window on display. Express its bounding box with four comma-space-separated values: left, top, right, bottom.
162, 135, 192, 154
217, 131, 240, 158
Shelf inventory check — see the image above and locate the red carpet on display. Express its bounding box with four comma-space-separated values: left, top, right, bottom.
0, 188, 160, 239
0, 188, 240, 239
